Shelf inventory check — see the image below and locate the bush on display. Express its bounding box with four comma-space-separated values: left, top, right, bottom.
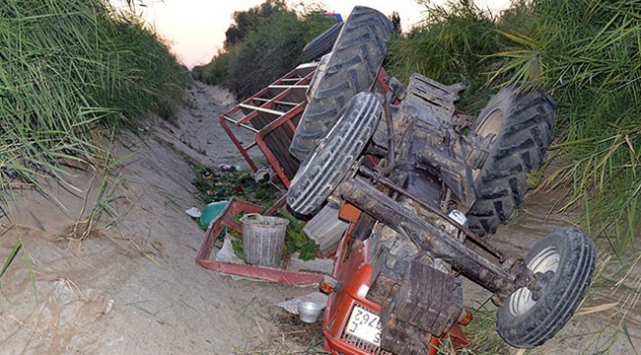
195, 46, 240, 86
225, 10, 309, 98
195, 1, 334, 98
384, 0, 502, 111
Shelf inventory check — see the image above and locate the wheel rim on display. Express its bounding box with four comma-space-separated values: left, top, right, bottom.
508, 246, 560, 316
472, 108, 503, 180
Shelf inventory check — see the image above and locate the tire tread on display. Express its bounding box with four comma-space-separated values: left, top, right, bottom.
467, 86, 557, 236
287, 92, 382, 215
497, 227, 596, 348
302, 22, 343, 61
290, 6, 393, 160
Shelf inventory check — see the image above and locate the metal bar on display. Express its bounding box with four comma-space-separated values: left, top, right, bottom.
359, 166, 508, 263
247, 81, 301, 120
196, 198, 264, 262
263, 194, 287, 216
238, 103, 285, 116
256, 130, 291, 188
271, 86, 302, 104
197, 260, 324, 285
279, 78, 305, 82
217, 63, 314, 185
337, 177, 516, 298
222, 115, 259, 133
277, 76, 311, 86
249, 71, 315, 124
273, 63, 315, 84
219, 115, 259, 172
257, 103, 305, 135
196, 197, 324, 286
242, 86, 272, 105
237, 63, 311, 105
251, 98, 298, 106
268, 84, 310, 90
286, 120, 297, 132
254, 103, 305, 187
222, 105, 243, 121
235, 110, 259, 126
261, 76, 306, 111
243, 141, 258, 150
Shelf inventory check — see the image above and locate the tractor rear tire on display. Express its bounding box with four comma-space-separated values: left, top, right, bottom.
289, 6, 393, 161
302, 22, 343, 61
467, 86, 557, 236
287, 92, 382, 216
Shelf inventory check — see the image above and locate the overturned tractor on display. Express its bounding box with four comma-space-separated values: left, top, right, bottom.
286, 6, 595, 355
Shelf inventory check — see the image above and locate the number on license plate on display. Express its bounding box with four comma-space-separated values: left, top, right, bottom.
344, 305, 382, 346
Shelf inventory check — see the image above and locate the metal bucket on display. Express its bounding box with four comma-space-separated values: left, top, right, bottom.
241, 213, 289, 267
298, 301, 324, 323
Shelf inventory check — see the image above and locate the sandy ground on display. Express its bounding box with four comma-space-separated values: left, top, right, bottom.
0, 82, 310, 355
0, 81, 639, 355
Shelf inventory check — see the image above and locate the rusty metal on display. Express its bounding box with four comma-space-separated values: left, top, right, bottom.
337, 177, 516, 299
377, 91, 396, 176
358, 166, 510, 265
263, 194, 287, 216
391, 260, 461, 335
375, 260, 462, 353
366, 272, 401, 305
220, 63, 317, 188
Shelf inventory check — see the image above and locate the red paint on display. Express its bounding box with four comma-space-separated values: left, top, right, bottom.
196, 197, 324, 286
219, 65, 316, 188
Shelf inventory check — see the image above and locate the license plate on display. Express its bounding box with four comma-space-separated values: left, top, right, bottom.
344, 305, 382, 346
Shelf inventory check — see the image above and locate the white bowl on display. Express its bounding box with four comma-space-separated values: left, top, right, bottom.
298, 301, 324, 323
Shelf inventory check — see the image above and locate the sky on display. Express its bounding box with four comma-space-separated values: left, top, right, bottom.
115, 0, 511, 68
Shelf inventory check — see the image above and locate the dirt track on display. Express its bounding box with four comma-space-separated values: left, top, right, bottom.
0, 82, 639, 354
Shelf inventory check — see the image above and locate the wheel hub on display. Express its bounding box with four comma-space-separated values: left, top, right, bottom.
471, 108, 502, 180
508, 246, 560, 316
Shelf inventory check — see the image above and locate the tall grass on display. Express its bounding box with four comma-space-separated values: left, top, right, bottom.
225, 8, 310, 98
0, 0, 188, 217
492, 0, 641, 249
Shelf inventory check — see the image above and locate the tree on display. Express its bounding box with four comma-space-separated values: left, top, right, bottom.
223, 0, 287, 49
389, 11, 401, 33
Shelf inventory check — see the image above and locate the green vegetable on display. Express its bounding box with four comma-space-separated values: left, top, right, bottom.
192, 166, 318, 260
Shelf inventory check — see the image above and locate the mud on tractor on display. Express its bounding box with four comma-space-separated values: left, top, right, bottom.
285, 6, 596, 355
